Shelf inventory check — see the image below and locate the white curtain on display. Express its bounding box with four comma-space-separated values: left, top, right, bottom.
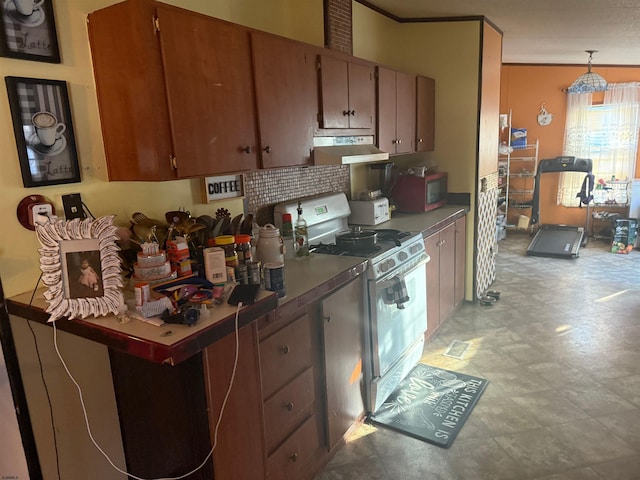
559, 82, 640, 206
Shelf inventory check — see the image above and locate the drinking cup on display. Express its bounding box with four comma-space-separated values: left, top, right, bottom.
32, 111, 66, 147
14, 0, 44, 16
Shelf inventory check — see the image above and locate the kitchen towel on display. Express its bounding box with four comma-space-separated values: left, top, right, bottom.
384, 275, 409, 309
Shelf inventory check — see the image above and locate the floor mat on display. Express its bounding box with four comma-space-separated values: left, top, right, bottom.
369, 363, 488, 448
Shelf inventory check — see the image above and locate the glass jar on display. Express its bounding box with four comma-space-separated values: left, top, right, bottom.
214, 235, 238, 267
235, 234, 252, 265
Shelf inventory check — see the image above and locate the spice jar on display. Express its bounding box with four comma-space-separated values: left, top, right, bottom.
215, 235, 238, 267
235, 234, 252, 265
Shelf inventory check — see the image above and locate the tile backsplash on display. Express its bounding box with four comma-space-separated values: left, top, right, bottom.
245, 165, 350, 225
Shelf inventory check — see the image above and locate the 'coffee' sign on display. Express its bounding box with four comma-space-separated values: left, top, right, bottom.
204, 174, 244, 202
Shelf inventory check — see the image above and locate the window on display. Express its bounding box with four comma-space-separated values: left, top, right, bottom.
559, 83, 640, 207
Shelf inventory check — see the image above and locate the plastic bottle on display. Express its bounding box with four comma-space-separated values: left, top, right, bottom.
282, 213, 295, 260
294, 201, 309, 257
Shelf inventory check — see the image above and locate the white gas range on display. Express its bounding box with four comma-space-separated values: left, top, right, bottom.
274, 193, 429, 413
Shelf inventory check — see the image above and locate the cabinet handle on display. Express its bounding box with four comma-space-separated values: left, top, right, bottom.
263, 146, 272, 154
281, 345, 290, 354
243, 146, 251, 154
285, 401, 294, 411
289, 453, 298, 462
324, 315, 332, 323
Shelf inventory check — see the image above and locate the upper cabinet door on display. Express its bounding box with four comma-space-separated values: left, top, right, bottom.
395, 71, 416, 154
416, 75, 435, 152
346, 62, 375, 129
319, 55, 374, 129
157, 4, 258, 177
251, 32, 316, 168
88, 0, 176, 181
319, 55, 350, 129
376, 66, 397, 154
377, 67, 415, 154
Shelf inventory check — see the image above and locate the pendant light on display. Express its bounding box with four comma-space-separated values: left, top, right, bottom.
567, 50, 607, 94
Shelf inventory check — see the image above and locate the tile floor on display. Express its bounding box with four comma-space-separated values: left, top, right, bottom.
316, 232, 640, 480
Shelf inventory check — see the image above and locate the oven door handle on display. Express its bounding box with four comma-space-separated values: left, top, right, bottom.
376, 254, 429, 288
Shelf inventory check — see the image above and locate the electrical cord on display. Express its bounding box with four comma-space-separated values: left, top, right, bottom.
26, 273, 62, 480
81, 201, 96, 220
50, 299, 243, 480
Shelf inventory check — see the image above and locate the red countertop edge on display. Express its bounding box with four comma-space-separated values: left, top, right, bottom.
6, 292, 278, 366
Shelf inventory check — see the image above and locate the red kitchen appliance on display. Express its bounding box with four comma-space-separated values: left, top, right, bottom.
391, 171, 448, 213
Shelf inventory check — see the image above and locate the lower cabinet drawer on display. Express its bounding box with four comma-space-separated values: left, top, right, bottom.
266, 414, 322, 480
264, 367, 315, 454
260, 314, 312, 398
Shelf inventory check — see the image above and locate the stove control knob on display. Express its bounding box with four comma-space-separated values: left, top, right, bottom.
398, 251, 408, 262
385, 259, 396, 271
410, 244, 422, 255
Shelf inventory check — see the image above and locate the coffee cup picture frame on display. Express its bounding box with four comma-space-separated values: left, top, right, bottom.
5, 76, 80, 187
0, 0, 60, 63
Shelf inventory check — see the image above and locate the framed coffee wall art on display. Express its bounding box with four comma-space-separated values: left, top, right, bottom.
0, 0, 60, 62
5, 76, 80, 187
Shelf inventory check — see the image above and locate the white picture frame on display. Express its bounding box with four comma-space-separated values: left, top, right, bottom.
35, 215, 123, 322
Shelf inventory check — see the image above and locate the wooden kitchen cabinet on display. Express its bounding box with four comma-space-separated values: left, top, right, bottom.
424, 217, 466, 339
88, 0, 259, 181
319, 55, 375, 130
377, 67, 416, 154
251, 31, 317, 168
416, 75, 435, 152
258, 308, 325, 480
321, 276, 365, 450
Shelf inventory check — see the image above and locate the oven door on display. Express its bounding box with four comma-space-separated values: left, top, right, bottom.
366, 255, 428, 411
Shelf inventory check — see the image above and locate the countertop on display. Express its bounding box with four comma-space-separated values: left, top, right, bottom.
6, 254, 369, 366
360, 205, 469, 237
6, 204, 467, 366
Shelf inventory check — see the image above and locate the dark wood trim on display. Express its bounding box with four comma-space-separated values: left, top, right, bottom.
110, 349, 213, 479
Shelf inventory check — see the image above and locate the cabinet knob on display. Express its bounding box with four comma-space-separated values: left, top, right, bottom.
343, 110, 350, 116
397, 139, 402, 144
350, 110, 356, 116
285, 401, 294, 411
418, 138, 424, 143
289, 453, 298, 462
263, 146, 272, 154
281, 345, 290, 354
243, 146, 251, 154
324, 315, 332, 323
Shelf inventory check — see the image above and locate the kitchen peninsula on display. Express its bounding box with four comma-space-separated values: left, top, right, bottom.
6, 205, 466, 480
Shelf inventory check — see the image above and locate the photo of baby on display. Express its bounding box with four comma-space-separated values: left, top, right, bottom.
65, 250, 102, 298
78, 257, 100, 292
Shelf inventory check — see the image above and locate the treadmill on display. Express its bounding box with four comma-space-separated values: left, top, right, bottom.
526, 156, 593, 259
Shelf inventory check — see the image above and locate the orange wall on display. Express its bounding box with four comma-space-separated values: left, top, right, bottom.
500, 65, 640, 225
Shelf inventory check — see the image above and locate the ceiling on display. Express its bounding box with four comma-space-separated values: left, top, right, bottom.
359, 0, 640, 66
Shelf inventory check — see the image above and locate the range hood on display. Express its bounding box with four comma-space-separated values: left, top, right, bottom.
313, 135, 389, 165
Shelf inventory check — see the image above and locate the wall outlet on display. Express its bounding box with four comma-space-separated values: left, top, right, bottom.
29, 203, 53, 226
62, 193, 86, 220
